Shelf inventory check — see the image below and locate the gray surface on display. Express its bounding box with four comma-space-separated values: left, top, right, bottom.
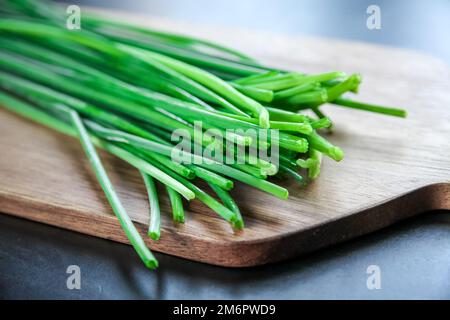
1, 212, 450, 299
62, 0, 450, 63
1, 0, 449, 299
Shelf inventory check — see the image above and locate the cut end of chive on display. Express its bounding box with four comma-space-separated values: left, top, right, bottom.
398, 110, 407, 118
311, 117, 332, 129
259, 108, 270, 128
183, 191, 196, 201
279, 189, 289, 200
299, 123, 313, 135
319, 89, 328, 103
260, 164, 278, 176
144, 259, 159, 270
174, 215, 185, 223
295, 139, 309, 153
330, 146, 344, 161
184, 169, 196, 179
224, 180, 234, 190
230, 213, 244, 229
149, 231, 160, 241
296, 158, 309, 168
232, 219, 244, 229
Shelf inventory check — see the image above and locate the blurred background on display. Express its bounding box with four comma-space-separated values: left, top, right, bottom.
1, 0, 449, 299
57, 0, 450, 63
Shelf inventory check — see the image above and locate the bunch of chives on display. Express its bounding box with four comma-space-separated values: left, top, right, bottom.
0, 0, 406, 269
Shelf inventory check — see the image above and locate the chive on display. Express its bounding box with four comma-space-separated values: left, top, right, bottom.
143, 156, 241, 227
83, 12, 266, 72
188, 165, 234, 190
285, 90, 328, 106
0, 90, 75, 137
273, 82, 318, 100
102, 143, 195, 200
145, 152, 195, 179
0, 53, 256, 147
0, 2, 410, 270
69, 110, 158, 269
0, 19, 124, 58
279, 164, 305, 185
208, 183, 243, 229
334, 98, 407, 118
118, 45, 251, 117
83, 122, 287, 199
123, 46, 271, 128
0, 55, 218, 144
140, 172, 161, 241
199, 163, 288, 199
166, 186, 185, 223
266, 107, 311, 123
229, 82, 274, 103
297, 149, 323, 179
311, 117, 332, 129
269, 121, 313, 134
326, 74, 362, 102
280, 154, 299, 168
307, 131, 343, 161
248, 72, 346, 90
311, 106, 329, 122
233, 71, 281, 85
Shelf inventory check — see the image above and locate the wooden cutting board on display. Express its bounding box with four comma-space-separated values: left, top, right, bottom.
1, 10, 449, 267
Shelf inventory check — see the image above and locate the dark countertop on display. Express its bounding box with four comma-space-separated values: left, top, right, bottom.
1, 212, 450, 299
1, 0, 449, 299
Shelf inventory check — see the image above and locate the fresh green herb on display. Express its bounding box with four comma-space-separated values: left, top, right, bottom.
0, 0, 407, 269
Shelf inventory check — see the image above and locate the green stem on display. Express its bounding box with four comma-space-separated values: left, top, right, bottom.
69, 109, 158, 269
334, 98, 407, 118
166, 186, 185, 223
140, 172, 161, 240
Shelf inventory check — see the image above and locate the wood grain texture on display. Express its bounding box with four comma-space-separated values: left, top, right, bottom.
1, 10, 449, 267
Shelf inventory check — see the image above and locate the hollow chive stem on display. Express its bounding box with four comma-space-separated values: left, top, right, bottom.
265, 107, 311, 123
248, 72, 346, 91
100, 142, 195, 200
333, 98, 407, 118
119, 45, 250, 117
233, 71, 280, 85
121, 45, 271, 128
141, 150, 195, 179
229, 82, 274, 103
296, 148, 323, 179
140, 172, 161, 241
69, 110, 158, 269
273, 82, 318, 100
285, 90, 328, 107
208, 183, 244, 229
0, 18, 124, 58
142, 156, 241, 227
306, 131, 343, 161
278, 164, 305, 185
83, 11, 259, 64
269, 121, 313, 134
0, 67, 246, 150
187, 165, 234, 190
326, 74, 362, 102
166, 186, 185, 223
0, 90, 76, 137
0, 88, 195, 200
0, 54, 252, 148
0, 71, 174, 147
85, 122, 287, 199
0, 54, 201, 137
310, 117, 332, 129
199, 162, 288, 199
